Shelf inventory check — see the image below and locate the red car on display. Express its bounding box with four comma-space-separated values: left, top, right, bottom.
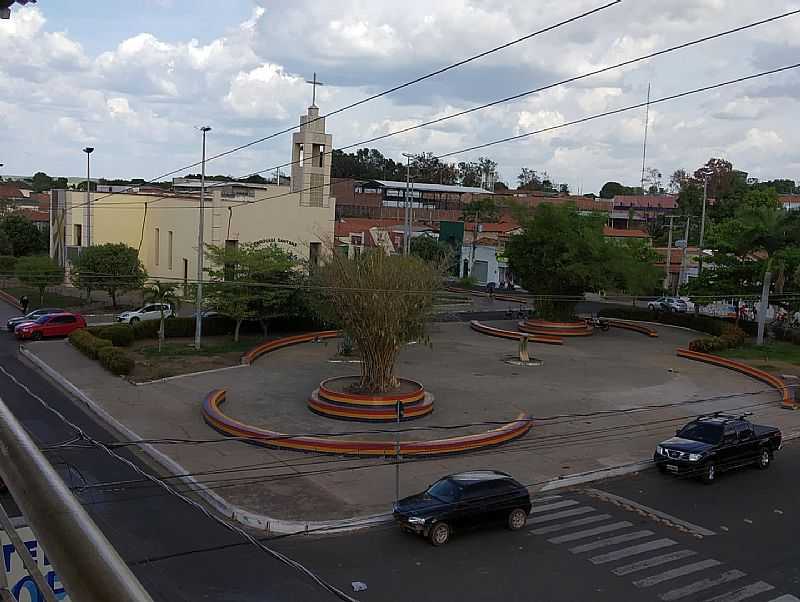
15, 312, 87, 340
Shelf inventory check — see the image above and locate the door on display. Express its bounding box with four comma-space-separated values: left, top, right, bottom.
41, 316, 61, 337
60, 315, 77, 336
459, 482, 494, 527
471, 260, 488, 284
735, 423, 757, 465
718, 426, 739, 470
143, 305, 159, 321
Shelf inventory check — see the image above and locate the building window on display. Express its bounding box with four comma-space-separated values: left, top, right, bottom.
316, 144, 325, 167
154, 228, 160, 266
168, 231, 173, 270
298, 143, 304, 167
74, 224, 82, 247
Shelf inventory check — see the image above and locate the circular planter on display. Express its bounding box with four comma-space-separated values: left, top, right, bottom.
318, 376, 425, 407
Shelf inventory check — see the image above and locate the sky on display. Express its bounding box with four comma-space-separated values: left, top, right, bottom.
1, 0, 799, 194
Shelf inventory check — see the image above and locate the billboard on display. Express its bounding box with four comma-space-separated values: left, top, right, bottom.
1, 527, 70, 601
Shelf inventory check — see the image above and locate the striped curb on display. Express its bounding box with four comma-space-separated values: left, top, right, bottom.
469, 320, 564, 345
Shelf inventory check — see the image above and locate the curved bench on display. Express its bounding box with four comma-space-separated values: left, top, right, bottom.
241, 330, 339, 365
518, 320, 593, 337
469, 320, 563, 345
676, 348, 795, 409
605, 320, 659, 338
308, 389, 435, 421
203, 389, 533, 456
444, 286, 529, 305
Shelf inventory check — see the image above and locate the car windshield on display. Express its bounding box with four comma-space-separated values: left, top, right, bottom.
426, 478, 462, 502
677, 422, 723, 444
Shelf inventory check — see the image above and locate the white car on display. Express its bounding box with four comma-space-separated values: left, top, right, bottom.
116, 303, 175, 324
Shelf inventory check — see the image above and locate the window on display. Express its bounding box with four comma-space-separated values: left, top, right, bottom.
298, 143, 304, 167
154, 228, 160, 266
316, 144, 325, 167
737, 424, 754, 441
677, 422, 723, 444
183, 258, 189, 296
427, 479, 462, 502
74, 224, 83, 246
168, 230, 173, 270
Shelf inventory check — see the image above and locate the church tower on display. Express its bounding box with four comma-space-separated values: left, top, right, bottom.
291, 104, 333, 207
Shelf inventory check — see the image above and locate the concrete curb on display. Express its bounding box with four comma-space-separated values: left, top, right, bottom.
132, 363, 248, 386
538, 461, 655, 492
18, 344, 395, 535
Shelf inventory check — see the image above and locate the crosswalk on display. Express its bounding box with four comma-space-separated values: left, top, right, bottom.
528, 493, 798, 602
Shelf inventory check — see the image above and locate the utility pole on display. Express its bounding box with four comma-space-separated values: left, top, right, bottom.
402, 153, 413, 254
664, 215, 674, 290
640, 83, 651, 194
677, 216, 690, 294
698, 175, 709, 274
82, 147, 94, 246
195, 126, 211, 350
757, 268, 772, 347
395, 400, 402, 504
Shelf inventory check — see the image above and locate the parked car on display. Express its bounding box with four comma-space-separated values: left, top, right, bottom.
648, 297, 688, 313
15, 312, 87, 341
654, 413, 782, 484
6, 308, 63, 332
116, 303, 175, 324
393, 470, 531, 546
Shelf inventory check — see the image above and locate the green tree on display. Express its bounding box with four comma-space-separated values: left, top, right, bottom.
70, 243, 147, 307
204, 241, 300, 341
313, 250, 440, 393
0, 255, 17, 286
461, 197, 500, 223
410, 235, 452, 266
30, 172, 54, 193
0, 228, 12, 256
599, 181, 640, 199
506, 204, 656, 319
143, 281, 180, 352
0, 214, 47, 256
15, 255, 63, 305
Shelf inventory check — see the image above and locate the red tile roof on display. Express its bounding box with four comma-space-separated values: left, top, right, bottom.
19, 209, 49, 223
464, 221, 521, 233
334, 218, 404, 237
612, 195, 677, 210
603, 226, 650, 238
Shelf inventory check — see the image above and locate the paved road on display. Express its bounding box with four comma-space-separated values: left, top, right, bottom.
0, 301, 342, 601
270, 442, 800, 602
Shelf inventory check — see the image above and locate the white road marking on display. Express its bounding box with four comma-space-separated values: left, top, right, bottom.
548, 521, 632, 544
590, 539, 678, 565
587, 488, 716, 537
767, 596, 800, 602
530, 514, 612, 535
612, 550, 698, 576
528, 507, 595, 524
703, 582, 775, 602
533, 495, 563, 504
659, 570, 747, 601
634, 559, 723, 588
531, 500, 580, 513
569, 531, 653, 554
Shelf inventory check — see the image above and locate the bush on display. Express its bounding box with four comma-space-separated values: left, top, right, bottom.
599, 307, 733, 337
98, 346, 135, 376
69, 329, 112, 360
96, 324, 135, 347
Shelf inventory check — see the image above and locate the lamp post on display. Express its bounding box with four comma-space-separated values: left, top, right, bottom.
402, 153, 414, 254
82, 147, 94, 246
698, 175, 709, 274
194, 126, 211, 350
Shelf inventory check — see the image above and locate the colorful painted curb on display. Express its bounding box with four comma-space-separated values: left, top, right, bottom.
469, 320, 563, 345
605, 320, 659, 338
0, 290, 23, 311
308, 389, 435, 422
318, 376, 425, 406
676, 348, 796, 409
203, 389, 533, 456
518, 320, 593, 337
241, 330, 339, 365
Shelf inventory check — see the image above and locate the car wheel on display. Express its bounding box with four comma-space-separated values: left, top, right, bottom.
701, 462, 716, 484
31, 332, 43, 341
129, 317, 140, 324
507, 508, 528, 531
429, 522, 451, 546
756, 447, 772, 470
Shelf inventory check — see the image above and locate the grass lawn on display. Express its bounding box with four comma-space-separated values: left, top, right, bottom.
138, 338, 259, 358
719, 341, 800, 372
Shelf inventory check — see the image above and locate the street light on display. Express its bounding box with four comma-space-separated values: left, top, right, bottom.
83, 147, 94, 246
402, 153, 415, 254
698, 175, 709, 274
194, 126, 211, 350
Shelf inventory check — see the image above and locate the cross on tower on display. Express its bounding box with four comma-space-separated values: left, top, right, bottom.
305, 72, 324, 107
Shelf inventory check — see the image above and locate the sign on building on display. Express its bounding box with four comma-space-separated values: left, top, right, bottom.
1, 527, 70, 601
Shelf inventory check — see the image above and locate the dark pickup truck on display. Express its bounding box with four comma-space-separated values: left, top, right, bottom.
654, 413, 782, 484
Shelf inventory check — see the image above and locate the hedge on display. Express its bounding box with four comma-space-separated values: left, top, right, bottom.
69, 329, 113, 360
98, 346, 135, 376
771, 325, 800, 346
91, 324, 135, 347
688, 325, 747, 354
598, 307, 751, 337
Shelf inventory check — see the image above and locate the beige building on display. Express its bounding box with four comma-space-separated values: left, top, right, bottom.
51, 105, 335, 289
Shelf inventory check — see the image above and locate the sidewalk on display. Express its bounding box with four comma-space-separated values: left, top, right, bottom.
21, 322, 800, 533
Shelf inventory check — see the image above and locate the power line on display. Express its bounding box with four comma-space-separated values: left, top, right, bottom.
80, 1, 623, 207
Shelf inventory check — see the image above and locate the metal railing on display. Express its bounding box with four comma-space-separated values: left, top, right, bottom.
0, 396, 154, 601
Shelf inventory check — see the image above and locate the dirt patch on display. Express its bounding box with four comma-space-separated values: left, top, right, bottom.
126, 334, 266, 382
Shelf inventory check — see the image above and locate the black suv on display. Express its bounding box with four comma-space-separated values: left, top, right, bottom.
393, 470, 531, 546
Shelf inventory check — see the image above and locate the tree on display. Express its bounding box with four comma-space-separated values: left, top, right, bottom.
643, 167, 663, 194
669, 169, 689, 193
599, 181, 639, 199
457, 161, 483, 187
0, 214, 48, 256
204, 241, 300, 342
143, 281, 181, 352
461, 197, 500, 223
330, 148, 406, 181
70, 243, 147, 307
677, 180, 703, 216
31, 172, 53, 193
0, 228, 12, 256
313, 250, 440, 393
506, 204, 656, 319
15, 255, 63, 305
410, 235, 452, 266
518, 168, 542, 191
412, 153, 457, 184
0, 255, 17, 287
559, 183, 570, 195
